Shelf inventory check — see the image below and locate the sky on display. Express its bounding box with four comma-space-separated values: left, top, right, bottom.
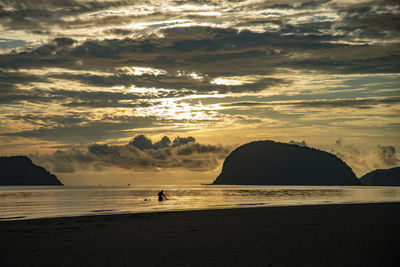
0, 0, 399, 185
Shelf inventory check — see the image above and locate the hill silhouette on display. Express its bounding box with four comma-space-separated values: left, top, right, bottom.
360, 167, 400, 186
0, 156, 63, 186
213, 141, 360, 185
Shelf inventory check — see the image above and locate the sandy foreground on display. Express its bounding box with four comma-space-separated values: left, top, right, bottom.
1, 203, 399, 267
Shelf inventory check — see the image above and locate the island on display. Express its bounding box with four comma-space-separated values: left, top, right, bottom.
213, 140, 361, 185
0, 156, 63, 186
360, 167, 400, 186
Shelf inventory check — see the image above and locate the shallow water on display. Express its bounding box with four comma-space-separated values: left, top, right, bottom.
1, 185, 400, 221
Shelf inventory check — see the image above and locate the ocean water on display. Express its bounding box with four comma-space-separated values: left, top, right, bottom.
1, 185, 400, 221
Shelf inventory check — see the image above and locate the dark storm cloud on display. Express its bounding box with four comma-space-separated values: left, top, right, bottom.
30, 134, 230, 172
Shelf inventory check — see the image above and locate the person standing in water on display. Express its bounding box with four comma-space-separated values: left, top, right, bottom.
158, 190, 166, 201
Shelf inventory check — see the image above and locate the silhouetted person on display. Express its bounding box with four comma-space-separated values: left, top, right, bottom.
158, 190, 166, 201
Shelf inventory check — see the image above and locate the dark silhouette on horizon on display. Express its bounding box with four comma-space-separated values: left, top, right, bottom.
213, 140, 361, 185
0, 156, 63, 186
158, 190, 166, 201
360, 167, 400, 186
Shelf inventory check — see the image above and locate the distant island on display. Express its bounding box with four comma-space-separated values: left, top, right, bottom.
213, 140, 361, 185
360, 167, 400, 186
0, 156, 63, 186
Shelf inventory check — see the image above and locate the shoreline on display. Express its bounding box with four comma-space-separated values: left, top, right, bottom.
1, 202, 399, 266
2, 200, 400, 222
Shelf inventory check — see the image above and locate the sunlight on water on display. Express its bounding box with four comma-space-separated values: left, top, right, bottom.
1, 185, 400, 221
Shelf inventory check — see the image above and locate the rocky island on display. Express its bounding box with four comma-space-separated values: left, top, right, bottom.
0, 156, 63, 186
360, 167, 400, 186
213, 140, 360, 185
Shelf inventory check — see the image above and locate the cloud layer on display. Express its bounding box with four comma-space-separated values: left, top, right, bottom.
31, 135, 230, 173
0, 0, 399, 178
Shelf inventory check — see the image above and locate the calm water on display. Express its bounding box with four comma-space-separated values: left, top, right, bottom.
1, 185, 400, 221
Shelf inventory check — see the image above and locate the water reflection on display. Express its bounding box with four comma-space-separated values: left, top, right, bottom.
223, 188, 345, 198
0, 185, 399, 221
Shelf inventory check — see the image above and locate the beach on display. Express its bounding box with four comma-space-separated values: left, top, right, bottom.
1, 203, 399, 266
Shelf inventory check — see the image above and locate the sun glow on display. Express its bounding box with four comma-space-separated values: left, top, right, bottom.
117, 66, 167, 76
211, 78, 243, 86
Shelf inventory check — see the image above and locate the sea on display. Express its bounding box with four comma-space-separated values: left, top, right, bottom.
1, 185, 400, 221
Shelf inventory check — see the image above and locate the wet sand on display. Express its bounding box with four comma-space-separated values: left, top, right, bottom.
1, 203, 399, 266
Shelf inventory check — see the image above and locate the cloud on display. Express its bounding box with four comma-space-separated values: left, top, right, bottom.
53, 37, 76, 47
172, 136, 196, 147
154, 136, 171, 149
2, 116, 162, 143
103, 28, 134, 36
47, 71, 286, 93
285, 97, 400, 109
289, 140, 308, 146
2, 22, 396, 76
0, 85, 157, 107
376, 145, 398, 166
330, 140, 400, 176
30, 134, 230, 172
222, 101, 267, 107
129, 134, 154, 150
338, 4, 400, 39
129, 134, 196, 150
0, 0, 399, 159
0, 70, 49, 91
223, 97, 400, 109
0, 0, 130, 31
335, 137, 343, 146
